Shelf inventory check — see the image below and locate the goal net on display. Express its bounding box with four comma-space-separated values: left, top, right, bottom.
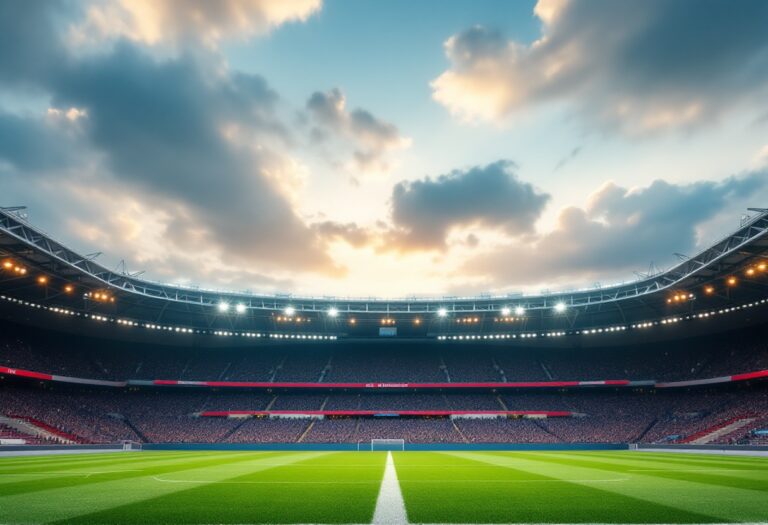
121, 440, 142, 451
370, 439, 405, 451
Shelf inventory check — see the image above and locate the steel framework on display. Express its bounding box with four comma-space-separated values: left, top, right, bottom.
1, 207, 767, 315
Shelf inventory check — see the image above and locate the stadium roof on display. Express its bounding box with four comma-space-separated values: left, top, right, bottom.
1, 207, 768, 342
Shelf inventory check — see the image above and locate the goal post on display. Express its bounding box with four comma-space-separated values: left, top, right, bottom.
121, 440, 142, 451
370, 439, 405, 451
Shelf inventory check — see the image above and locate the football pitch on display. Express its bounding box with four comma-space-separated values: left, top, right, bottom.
0, 450, 766, 524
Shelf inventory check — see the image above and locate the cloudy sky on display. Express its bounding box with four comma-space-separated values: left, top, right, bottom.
1, 0, 767, 298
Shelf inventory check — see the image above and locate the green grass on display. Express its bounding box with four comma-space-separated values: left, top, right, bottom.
1, 450, 767, 523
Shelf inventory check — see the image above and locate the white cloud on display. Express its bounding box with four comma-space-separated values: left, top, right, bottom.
432, 0, 768, 134
72, 0, 321, 48
467, 172, 768, 289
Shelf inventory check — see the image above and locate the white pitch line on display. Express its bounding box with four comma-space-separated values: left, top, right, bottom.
0, 469, 143, 476
151, 477, 381, 485
401, 478, 630, 484
148, 476, 628, 485
372, 452, 408, 525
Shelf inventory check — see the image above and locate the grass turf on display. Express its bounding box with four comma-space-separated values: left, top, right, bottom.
0, 450, 765, 523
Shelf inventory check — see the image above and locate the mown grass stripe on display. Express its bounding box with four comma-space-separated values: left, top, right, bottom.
52, 452, 385, 525
464, 452, 768, 523
397, 452, 719, 524
0, 452, 207, 475
508, 452, 768, 493
0, 452, 306, 524
578, 451, 768, 465
0, 452, 287, 498
525, 451, 767, 472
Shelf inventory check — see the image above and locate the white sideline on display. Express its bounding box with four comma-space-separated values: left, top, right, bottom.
372, 452, 408, 525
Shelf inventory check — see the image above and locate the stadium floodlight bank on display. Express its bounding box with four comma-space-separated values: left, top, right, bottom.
369, 439, 405, 451
1, 206, 768, 316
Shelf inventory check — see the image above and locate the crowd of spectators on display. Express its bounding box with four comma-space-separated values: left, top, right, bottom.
0, 422, 56, 445
3, 317, 768, 446
3, 321, 768, 385
224, 419, 310, 443
2, 382, 767, 445
0, 387, 140, 443
455, 419, 559, 443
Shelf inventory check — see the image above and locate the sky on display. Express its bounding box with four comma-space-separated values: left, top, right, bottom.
1, 0, 767, 298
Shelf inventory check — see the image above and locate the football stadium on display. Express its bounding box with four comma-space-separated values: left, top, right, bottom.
3, 0, 768, 523
1, 207, 768, 524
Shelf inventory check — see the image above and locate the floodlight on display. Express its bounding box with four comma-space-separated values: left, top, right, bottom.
437, 307, 448, 317
284, 306, 296, 316
235, 303, 246, 314
554, 302, 566, 313
218, 301, 230, 313
515, 306, 525, 316
500, 307, 511, 316
328, 307, 339, 317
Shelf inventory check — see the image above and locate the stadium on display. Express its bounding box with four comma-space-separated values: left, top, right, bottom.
3, 1, 768, 523
1, 205, 768, 523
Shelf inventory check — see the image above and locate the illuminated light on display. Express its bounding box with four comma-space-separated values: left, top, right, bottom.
747, 268, 756, 276
437, 307, 448, 318
37, 276, 48, 285
1, 260, 12, 269
758, 263, 767, 271
284, 306, 296, 317
727, 277, 737, 286
704, 286, 714, 295
218, 301, 230, 313
235, 303, 246, 314
328, 307, 339, 318
110, 297, 115, 303
500, 307, 511, 317
414, 318, 421, 325
19, 268, 27, 275
515, 306, 525, 316
64, 285, 73, 293
349, 318, 356, 325
554, 302, 566, 313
